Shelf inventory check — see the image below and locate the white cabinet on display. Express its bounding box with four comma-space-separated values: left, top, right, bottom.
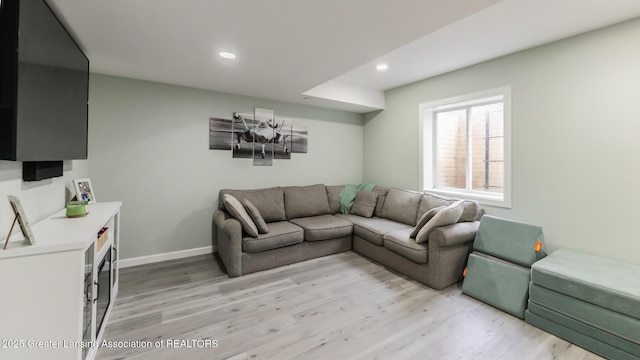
0, 202, 121, 360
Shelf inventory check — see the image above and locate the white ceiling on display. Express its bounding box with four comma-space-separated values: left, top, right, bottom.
47, 0, 640, 113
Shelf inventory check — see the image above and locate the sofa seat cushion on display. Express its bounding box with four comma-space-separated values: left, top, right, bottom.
242, 221, 303, 253
289, 215, 353, 241
335, 214, 412, 246
383, 228, 428, 264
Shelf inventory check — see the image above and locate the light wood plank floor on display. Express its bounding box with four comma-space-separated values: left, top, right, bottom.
96, 252, 603, 360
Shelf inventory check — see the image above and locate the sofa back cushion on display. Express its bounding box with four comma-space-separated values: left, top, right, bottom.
381, 188, 422, 226
460, 200, 480, 222
350, 191, 379, 218
418, 192, 480, 222
284, 184, 331, 220
219, 187, 286, 223
372, 187, 389, 218
325, 185, 344, 214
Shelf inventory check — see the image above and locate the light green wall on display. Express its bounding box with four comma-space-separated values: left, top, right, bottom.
89, 75, 363, 260
0, 160, 89, 239
364, 18, 640, 265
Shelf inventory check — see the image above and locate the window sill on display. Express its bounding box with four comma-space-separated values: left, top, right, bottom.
426, 188, 511, 209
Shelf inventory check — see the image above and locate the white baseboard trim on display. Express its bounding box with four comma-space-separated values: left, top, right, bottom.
119, 246, 217, 268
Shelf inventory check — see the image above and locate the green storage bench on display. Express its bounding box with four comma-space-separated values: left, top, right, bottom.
525, 248, 640, 360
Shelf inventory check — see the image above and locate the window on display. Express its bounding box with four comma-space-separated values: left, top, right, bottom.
419, 86, 511, 208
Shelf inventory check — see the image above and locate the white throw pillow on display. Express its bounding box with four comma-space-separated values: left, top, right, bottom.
223, 194, 259, 238
415, 200, 464, 243
411, 205, 445, 238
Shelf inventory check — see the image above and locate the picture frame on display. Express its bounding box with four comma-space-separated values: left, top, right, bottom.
73, 178, 96, 204
4, 196, 35, 249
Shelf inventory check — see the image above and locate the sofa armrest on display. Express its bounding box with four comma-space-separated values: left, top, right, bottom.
429, 221, 479, 248
213, 209, 243, 277
425, 221, 479, 289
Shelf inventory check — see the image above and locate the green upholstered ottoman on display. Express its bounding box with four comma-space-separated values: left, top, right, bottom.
462, 215, 545, 319
473, 215, 545, 267
527, 248, 640, 360
463, 253, 531, 318
530, 248, 640, 319
525, 308, 639, 360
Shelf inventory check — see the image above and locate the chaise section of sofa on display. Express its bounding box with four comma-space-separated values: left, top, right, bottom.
213, 184, 481, 290
341, 188, 480, 290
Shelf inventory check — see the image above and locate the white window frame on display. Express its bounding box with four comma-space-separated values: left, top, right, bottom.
419, 86, 512, 208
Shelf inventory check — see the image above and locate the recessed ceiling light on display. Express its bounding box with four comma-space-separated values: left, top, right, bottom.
376, 63, 388, 71
219, 52, 236, 59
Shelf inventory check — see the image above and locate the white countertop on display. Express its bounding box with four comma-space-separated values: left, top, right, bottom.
0, 202, 122, 259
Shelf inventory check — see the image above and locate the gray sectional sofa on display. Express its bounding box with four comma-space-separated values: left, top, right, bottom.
212, 184, 482, 290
